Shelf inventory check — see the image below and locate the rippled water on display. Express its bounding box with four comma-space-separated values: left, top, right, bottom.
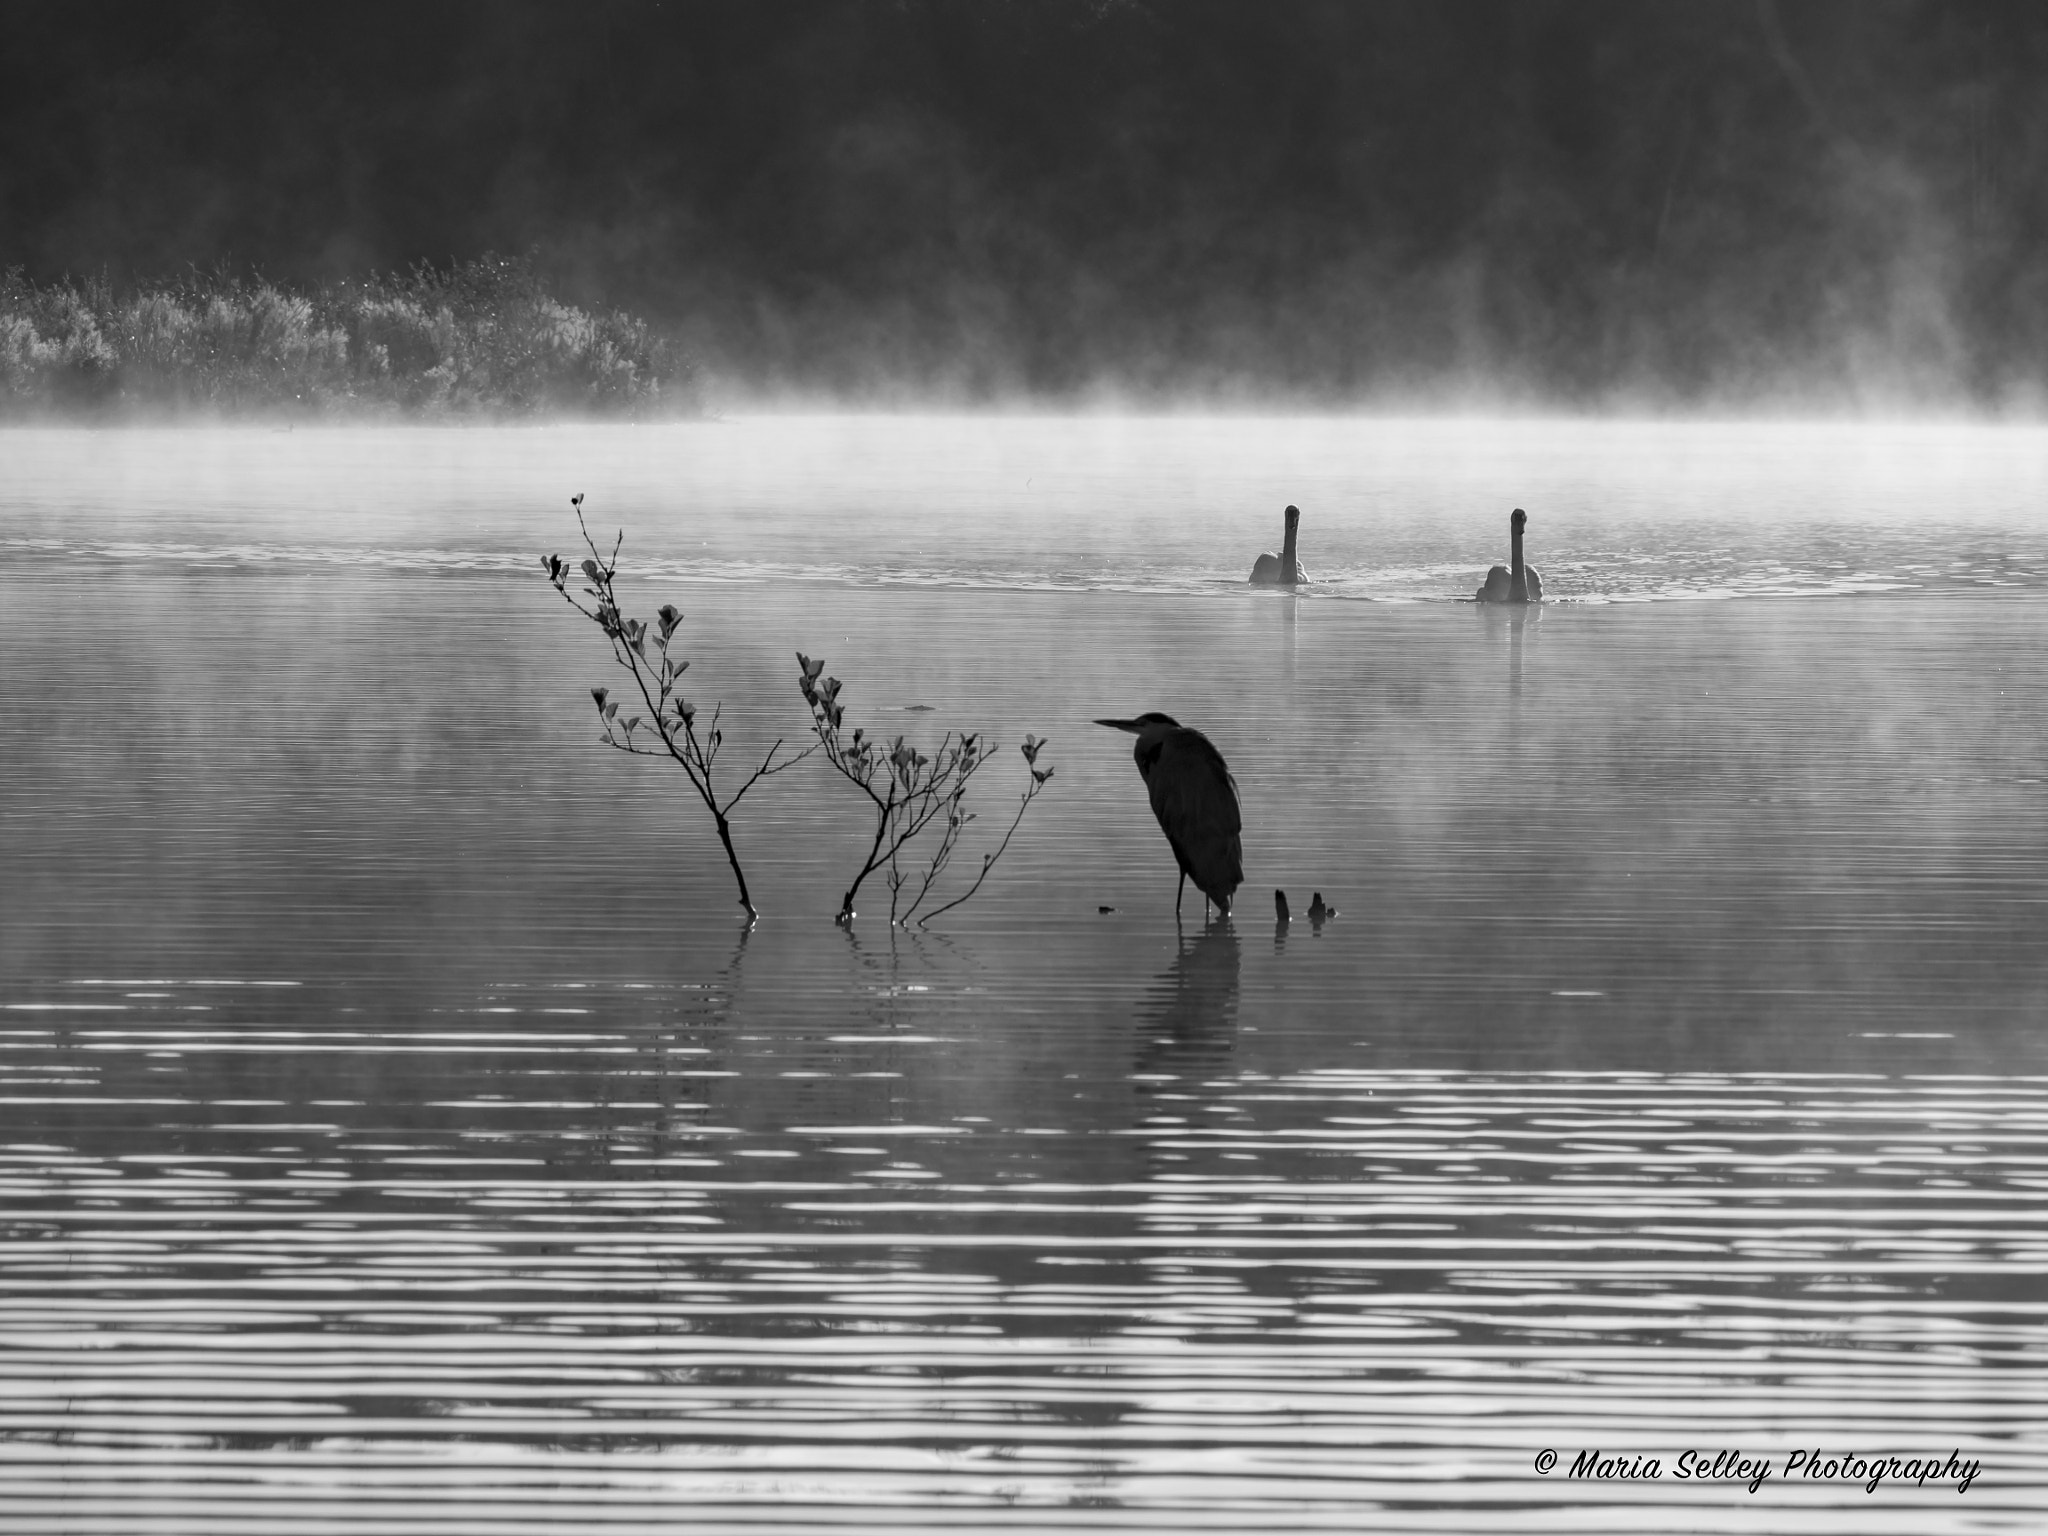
4, 420, 2048, 1531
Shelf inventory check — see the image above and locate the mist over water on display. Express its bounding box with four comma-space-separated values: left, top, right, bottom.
8, 416, 2048, 602
5, 418, 2048, 1529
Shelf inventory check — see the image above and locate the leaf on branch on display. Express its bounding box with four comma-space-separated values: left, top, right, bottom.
581, 558, 602, 582
571, 493, 584, 508
591, 686, 609, 712
659, 604, 682, 636
675, 698, 696, 726
1021, 734, 1045, 765
1032, 767, 1054, 784
797, 652, 825, 682
604, 702, 619, 721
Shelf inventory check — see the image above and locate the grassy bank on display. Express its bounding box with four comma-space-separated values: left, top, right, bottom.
0, 255, 696, 420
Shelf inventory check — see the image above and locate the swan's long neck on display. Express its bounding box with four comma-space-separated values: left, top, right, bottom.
1509, 510, 1527, 603
1281, 508, 1299, 582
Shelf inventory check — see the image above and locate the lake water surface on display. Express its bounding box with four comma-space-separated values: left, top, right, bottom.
4, 419, 2047, 1531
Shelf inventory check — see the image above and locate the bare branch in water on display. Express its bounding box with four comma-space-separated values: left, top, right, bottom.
798, 656, 1052, 926
545, 499, 1042, 925
917, 740, 1054, 927
544, 496, 813, 921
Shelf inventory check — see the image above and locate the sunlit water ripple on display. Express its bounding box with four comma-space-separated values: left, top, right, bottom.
4, 418, 2048, 1531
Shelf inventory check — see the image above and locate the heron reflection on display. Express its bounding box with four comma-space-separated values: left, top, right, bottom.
1134, 920, 1241, 1083
1095, 713, 1243, 919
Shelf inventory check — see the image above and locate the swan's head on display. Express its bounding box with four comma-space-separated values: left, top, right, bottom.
1284, 503, 1300, 533
1511, 507, 1528, 533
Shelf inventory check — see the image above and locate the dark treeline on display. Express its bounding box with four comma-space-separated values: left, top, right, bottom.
5, 0, 2047, 410
0, 256, 693, 419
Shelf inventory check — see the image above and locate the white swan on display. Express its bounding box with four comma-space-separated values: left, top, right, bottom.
1477, 507, 1542, 602
1250, 504, 1308, 585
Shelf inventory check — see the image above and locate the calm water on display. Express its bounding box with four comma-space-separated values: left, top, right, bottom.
4, 420, 2048, 1531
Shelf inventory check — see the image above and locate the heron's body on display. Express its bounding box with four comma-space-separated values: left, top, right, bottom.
1477, 507, 1542, 603
1250, 504, 1308, 585
1096, 713, 1243, 917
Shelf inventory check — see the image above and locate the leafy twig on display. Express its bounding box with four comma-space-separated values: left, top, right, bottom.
915, 735, 1054, 927
543, 495, 813, 920
797, 653, 1052, 924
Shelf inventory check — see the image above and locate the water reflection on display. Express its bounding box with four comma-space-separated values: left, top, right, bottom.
8, 436, 2048, 1526
1134, 920, 1240, 1085
1479, 598, 1542, 706
4, 976, 2047, 1526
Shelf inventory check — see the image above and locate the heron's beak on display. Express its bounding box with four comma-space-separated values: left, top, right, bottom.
1094, 718, 1143, 734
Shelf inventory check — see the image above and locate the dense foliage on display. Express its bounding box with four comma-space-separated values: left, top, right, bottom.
0, 255, 695, 419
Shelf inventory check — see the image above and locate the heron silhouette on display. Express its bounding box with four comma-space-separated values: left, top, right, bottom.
1096, 713, 1243, 918
1249, 504, 1308, 585
1477, 507, 1543, 603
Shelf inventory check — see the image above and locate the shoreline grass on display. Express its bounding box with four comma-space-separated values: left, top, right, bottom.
0, 253, 697, 422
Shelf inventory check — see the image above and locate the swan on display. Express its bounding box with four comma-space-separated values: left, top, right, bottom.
1250, 504, 1308, 585
1477, 507, 1542, 602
